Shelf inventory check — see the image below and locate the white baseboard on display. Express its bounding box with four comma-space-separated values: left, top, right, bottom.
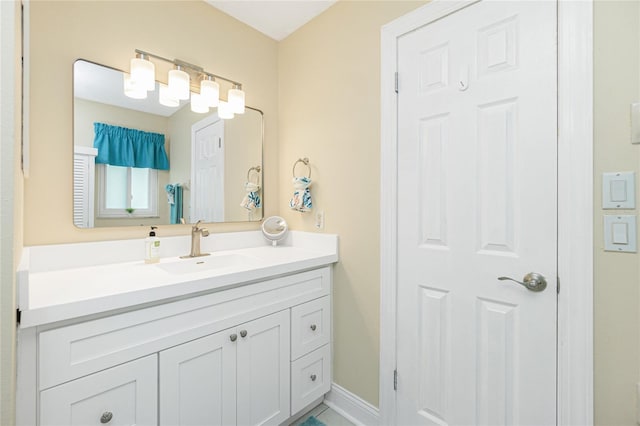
324, 383, 380, 426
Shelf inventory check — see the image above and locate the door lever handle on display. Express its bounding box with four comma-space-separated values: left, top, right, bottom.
498, 273, 547, 292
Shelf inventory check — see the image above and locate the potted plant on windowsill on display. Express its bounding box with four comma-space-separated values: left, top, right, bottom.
125, 208, 135, 216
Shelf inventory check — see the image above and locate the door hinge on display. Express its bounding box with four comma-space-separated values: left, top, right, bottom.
218, 137, 221, 148
394, 72, 399, 94
16, 308, 21, 325
393, 369, 398, 391
557, 276, 560, 294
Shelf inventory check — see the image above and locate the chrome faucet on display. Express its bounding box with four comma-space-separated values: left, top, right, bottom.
181, 220, 210, 258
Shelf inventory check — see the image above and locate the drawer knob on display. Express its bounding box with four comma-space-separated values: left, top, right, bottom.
310, 324, 317, 331
240, 330, 248, 338
100, 411, 113, 424
230, 334, 238, 342
310, 374, 317, 381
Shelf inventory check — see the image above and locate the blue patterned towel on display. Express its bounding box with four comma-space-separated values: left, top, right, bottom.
290, 177, 312, 212
240, 182, 261, 211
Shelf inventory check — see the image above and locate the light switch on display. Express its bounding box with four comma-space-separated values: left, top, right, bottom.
603, 172, 635, 209
612, 223, 629, 244
604, 215, 637, 252
611, 180, 628, 202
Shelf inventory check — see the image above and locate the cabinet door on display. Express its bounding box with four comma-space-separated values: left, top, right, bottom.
237, 310, 290, 426
40, 355, 157, 426
159, 329, 237, 426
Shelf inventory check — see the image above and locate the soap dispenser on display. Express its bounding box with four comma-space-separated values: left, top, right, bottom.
145, 226, 160, 264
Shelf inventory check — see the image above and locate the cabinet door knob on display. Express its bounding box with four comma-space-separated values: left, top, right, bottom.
310, 324, 317, 331
100, 411, 113, 424
230, 333, 238, 342
310, 374, 317, 381
240, 330, 247, 338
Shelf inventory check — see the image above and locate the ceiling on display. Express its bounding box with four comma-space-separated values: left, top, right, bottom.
205, 0, 337, 41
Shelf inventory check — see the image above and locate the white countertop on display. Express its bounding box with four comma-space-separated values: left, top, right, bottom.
18, 231, 338, 327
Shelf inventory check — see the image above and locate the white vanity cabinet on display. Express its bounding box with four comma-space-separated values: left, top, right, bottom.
160, 310, 290, 426
40, 355, 158, 426
21, 266, 333, 426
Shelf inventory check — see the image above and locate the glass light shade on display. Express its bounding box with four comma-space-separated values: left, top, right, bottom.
168, 68, 190, 100
159, 84, 179, 107
190, 92, 209, 114
228, 87, 245, 114
200, 78, 220, 107
130, 57, 155, 91
123, 74, 147, 99
217, 100, 234, 119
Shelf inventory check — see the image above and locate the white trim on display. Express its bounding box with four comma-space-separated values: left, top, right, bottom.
0, 0, 18, 424
324, 383, 380, 426
21, 0, 29, 178
556, 1, 593, 424
379, 1, 593, 424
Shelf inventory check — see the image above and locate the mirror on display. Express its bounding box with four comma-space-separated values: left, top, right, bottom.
261, 216, 288, 246
73, 60, 263, 228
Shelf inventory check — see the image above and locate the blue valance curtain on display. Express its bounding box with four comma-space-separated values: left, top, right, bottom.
93, 122, 169, 170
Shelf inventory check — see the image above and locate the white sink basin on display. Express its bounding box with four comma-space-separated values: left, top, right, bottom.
156, 253, 260, 275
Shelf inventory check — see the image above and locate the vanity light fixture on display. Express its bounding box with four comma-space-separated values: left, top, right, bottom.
228, 84, 245, 114
190, 92, 209, 114
130, 53, 155, 91
217, 100, 234, 119
159, 83, 179, 107
123, 74, 147, 99
125, 49, 245, 120
200, 75, 220, 107
168, 65, 190, 101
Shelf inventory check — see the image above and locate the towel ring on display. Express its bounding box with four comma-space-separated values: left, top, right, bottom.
292, 157, 311, 179
247, 166, 261, 184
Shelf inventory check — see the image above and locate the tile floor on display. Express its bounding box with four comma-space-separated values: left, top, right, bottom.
291, 403, 354, 426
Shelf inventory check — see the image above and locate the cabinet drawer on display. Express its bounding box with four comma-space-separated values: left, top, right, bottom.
291, 344, 331, 415
38, 267, 330, 390
291, 296, 330, 360
40, 355, 157, 426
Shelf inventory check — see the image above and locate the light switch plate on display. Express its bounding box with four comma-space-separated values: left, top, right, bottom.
604, 215, 637, 252
602, 172, 635, 209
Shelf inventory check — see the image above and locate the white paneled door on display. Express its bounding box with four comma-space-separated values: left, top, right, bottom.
191, 115, 225, 222
396, 1, 557, 425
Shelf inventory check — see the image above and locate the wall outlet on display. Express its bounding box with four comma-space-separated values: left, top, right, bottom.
315, 210, 324, 230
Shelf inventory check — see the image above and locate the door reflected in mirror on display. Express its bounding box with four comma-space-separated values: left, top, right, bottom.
73, 59, 263, 228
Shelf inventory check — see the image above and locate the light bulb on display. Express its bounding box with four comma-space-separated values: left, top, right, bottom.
217, 100, 234, 119
123, 74, 147, 99
168, 67, 190, 100
191, 92, 209, 114
130, 55, 155, 91
159, 84, 179, 107
200, 77, 220, 107
228, 86, 245, 114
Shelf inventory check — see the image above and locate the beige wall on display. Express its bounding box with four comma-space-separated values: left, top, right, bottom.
224, 109, 263, 222
0, 1, 22, 424
594, 1, 640, 424
278, 0, 425, 406
26, 0, 279, 245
